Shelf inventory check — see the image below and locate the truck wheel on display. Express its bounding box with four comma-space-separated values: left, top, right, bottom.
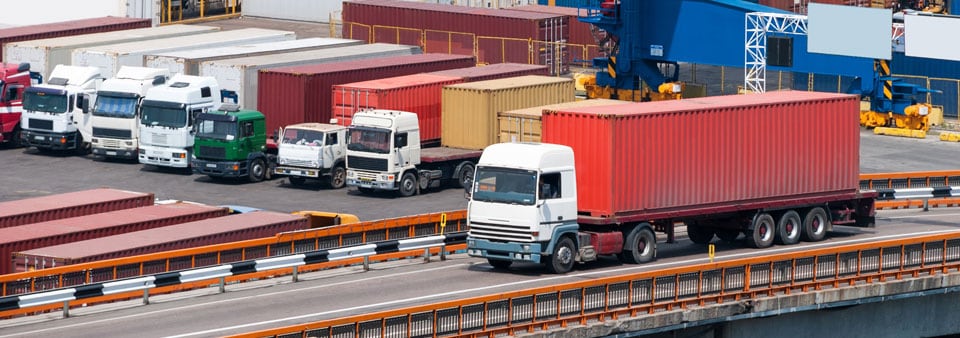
8, 127, 21, 148
619, 225, 656, 264
249, 158, 266, 182
398, 172, 417, 197
686, 225, 715, 244
328, 165, 346, 189
801, 207, 830, 242
487, 259, 511, 270
75, 137, 91, 156
288, 176, 306, 186
775, 210, 802, 245
715, 229, 741, 242
457, 163, 475, 189
545, 237, 575, 274
746, 213, 776, 248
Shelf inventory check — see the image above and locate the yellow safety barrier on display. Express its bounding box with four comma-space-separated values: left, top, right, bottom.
940, 131, 960, 142
873, 126, 927, 138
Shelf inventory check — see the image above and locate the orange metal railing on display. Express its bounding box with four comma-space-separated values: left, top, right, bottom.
230, 231, 960, 338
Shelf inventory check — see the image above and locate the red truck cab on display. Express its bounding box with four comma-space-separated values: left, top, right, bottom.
0, 63, 41, 147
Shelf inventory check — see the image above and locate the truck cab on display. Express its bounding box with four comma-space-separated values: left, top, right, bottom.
275, 122, 348, 188
0, 63, 41, 147
90, 66, 169, 160
191, 103, 275, 182
138, 74, 222, 168
467, 142, 579, 270
345, 109, 421, 194
20, 65, 101, 153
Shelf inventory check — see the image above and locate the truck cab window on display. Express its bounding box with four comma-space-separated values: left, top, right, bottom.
394, 132, 407, 148
326, 132, 338, 145
539, 173, 561, 199
241, 121, 254, 137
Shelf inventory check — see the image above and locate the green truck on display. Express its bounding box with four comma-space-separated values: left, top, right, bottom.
191, 103, 276, 182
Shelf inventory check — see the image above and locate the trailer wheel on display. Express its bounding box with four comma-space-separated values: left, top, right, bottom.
328, 165, 346, 189
801, 207, 829, 242
398, 172, 418, 197
487, 259, 512, 270
619, 225, 656, 264
746, 213, 775, 248
288, 176, 306, 186
249, 158, 266, 182
545, 237, 575, 274
457, 163, 475, 189
776, 210, 802, 245
715, 229, 741, 242
686, 225, 715, 244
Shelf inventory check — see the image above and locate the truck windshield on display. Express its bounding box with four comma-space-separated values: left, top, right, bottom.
282, 128, 324, 146
471, 167, 537, 205
23, 91, 68, 114
347, 128, 390, 154
196, 118, 237, 140
141, 105, 187, 128
93, 95, 138, 118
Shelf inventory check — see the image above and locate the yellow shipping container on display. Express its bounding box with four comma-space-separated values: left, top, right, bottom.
442, 75, 574, 150
498, 99, 625, 143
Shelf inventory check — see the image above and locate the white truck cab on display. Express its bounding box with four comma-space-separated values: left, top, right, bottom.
90, 66, 169, 160
275, 122, 348, 188
19, 65, 102, 153
138, 74, 222, 168
345, 110, 421, 192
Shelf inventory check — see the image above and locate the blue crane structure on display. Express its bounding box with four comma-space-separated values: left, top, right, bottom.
577, 0, 938, 131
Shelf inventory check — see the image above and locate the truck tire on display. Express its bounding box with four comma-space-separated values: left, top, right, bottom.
746, 213, 776, 249
457, 163, 475, 189
686, 225, 715, 244
288, 176, 306, 186
801, 207, 829, 242
398, 172, 417, 197
775, 210, 802, 245
328, 165, 346, 189
619, 225, 656, 264
487, 259, 512, 270
75, 136, 91, 156
545, 237, 575, 274
7, 126, 21, 148
249, 158, 266, 182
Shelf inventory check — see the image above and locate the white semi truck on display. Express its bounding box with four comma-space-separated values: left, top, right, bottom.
19, 65, 102, 154
274, 122, 348, 189
89, 66, 170, 160
138, 74, 222, 168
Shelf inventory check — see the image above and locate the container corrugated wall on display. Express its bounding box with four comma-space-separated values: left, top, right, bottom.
498, 99, 625, 143
12, 211, 307, 272
542, 91, 861, 218
425, 63, 549, 82
0, 16, 151, 63
0, 203, 229, 274
442, 75, 574, 150
258, 54, 475, 137
0, 188, 154, 229
505, 5, 599, 63
332, 74, 465, 143
342, 0, 569, 75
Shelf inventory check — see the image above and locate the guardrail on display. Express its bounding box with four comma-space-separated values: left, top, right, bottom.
0, 210, 466, 297
864, 170, 960, 210
229, 231, 960, 338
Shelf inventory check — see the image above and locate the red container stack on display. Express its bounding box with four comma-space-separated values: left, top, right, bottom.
0, 188, 154, 229
332, 74, 465, 143
424, 63, 549, 82
12, 211, 308, 272
0, 17, 151, 62
542, 91, 861, 218
258, 53, 474, 136
0, 203, 228, 274
342, 0, 568, 74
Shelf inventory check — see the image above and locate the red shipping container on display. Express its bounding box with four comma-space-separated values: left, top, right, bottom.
0, 17, 151, 62
424, 63, 549, 82
258, 53, 474, 137
0, 188, 153, 229
342, 0, 568, 74
332, 74, 465, 144
505, 5, 601, 63
0, 203, 228, 274
12, 211, 308, 272
542, 91, 861, 218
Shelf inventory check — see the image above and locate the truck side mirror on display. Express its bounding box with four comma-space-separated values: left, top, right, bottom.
463, 177, 473, 200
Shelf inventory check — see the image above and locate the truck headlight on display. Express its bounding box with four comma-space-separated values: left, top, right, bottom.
347, 170, 355, 178
278, 157, 288, 165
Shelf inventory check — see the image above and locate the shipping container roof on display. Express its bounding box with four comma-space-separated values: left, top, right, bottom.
264, 53, 474, 75
444, 75, 573, 90
425, 63, 548, 79
336, 73, 462, 90
0, 16, 147, 39
148, 37, 362, 60
345, 0, 566, 19
548, 91, 860, 116
73, 28, 294, 54
7, 24, 219, 48
204, 43, 420, 67
0, 188, 152, 218
502, 99, 626, 118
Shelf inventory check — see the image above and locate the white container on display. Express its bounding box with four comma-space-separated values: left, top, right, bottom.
242, 0, 343, 23
200, 43, 421, 110
144, 37, 363, 75
4, 25, 220, 79
72, 28, 296, 78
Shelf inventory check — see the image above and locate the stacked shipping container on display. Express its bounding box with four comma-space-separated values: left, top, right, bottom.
497, 99, 626, 143
0, 188, 154, 229
258, 53, 475, 137
144, 37, 364, 75
505, 4, 600, 64
0, 16, 151, 63
424, 63, 549, 82
341, 0, 569, 74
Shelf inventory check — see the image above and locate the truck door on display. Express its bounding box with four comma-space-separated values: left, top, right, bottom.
323, 131, 342, 166
537, 171, 578, 226
76, 93, 94, 143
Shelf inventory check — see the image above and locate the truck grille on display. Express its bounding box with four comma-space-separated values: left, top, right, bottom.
468, 221, 535, 242
93, 127, 131, 139
149, 133, 167, 144
101, 139, 122, 148
347, 156, 387, 171
197, 145, 226, 159
284, 159, 316, 168
29, 119, 53, 131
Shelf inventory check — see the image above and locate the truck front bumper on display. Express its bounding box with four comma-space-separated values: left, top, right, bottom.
192, 159, 246, 178
139, 147, 190, 168
93, 147, 137, 159
21, 130, 78, 150
275, 165, 322, 178
467, 238, 543, 263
